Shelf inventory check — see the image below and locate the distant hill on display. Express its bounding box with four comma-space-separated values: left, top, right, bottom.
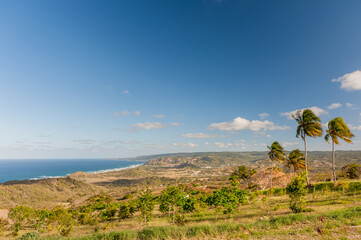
141, 151, 361, 172
0, 177, 106, 209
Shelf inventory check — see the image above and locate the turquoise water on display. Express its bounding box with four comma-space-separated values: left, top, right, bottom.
0, 159, 145, 183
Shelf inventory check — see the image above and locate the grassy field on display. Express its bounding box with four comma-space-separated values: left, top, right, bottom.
5, 183, 361, 240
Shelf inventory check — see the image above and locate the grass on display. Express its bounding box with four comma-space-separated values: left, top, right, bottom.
34, 207, 361, 240
5, 188, 361, 240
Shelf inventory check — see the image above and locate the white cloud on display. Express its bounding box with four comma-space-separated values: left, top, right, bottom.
180, 133, 227, 138
346, 103, 357, 110
349, 124, 361, 131
111, 112, 120, 116
170, 122, 182, 126
204, 142, 210, 146
145, 144, 165, 149
151, 114, 165, 119
129, 122, 167, 132
74, 139, 96, 144
215, 142, 233, 148
266, 134, 271, 138
172, 142, 198, 148
129, 122, 181, 132
327, 103, 342, 110
209, 117, 289, 132
332, 70, 361, 91
280, 106, 328, 119
119, 110, 141, 116
282, 141, 299, 147
254, 143, 267, 147
123, 90, 130, 94
121, 111, 130, 116
259, 113, 269, 119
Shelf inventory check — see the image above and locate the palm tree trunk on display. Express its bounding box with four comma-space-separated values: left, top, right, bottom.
303, 136, 309, 185
293, 168, 296, 177
270, 165, 273, 189
332, 140, 336, 182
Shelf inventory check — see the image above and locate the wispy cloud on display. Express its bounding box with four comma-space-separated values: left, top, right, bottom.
327, 103, 342, 110
123, 90, 130, 94
129, 122, 181, 132
74, 139, 96, 144
180, 133, 227, 138
346, 103, 357, 110
332, 70, 361, 91
209, 116, 289, 132
259, 113, 269, 119
111, 110, 141, 116
151, 114, 166, 119
280, 106, 328, 119
172, 142, 198, 148
282, 141, 299, 147
145, 143, 165, 149
349, 124, 361, 131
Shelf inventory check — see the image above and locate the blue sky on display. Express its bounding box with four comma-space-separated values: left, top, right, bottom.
0, 0, 361, 158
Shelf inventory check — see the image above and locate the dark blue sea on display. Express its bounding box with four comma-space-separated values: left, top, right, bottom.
0, 159, 145, 183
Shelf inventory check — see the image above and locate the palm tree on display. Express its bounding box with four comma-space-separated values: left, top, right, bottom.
267, 141, 286, 188
292, 109, 323, 185
325, 117, 355, 182
286, 149, 305, 176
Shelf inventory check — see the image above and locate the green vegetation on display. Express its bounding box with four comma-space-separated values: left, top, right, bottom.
0, 108, 359, 239
267, 141, 286, 188
287, 173, 307, 213
1, 173, 361, 239
325, 117, 355, 182
286, 149, 305, 176
292, 109, 323, 185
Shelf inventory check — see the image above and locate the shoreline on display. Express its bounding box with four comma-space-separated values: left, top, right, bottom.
1, 162, 145, 184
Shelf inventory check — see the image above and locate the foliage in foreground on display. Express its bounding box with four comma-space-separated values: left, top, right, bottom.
286, 172, 307, 213
30, 207, 361, 240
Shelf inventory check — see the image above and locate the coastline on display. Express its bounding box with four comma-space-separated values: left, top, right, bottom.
29, 163, 145, 181
0, 160, 146, 184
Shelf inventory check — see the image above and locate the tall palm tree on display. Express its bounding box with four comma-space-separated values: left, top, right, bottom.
292, 109, 323, 185
325, 117, 355, 182
267, 141, 286, 189
286, 149, 305, 176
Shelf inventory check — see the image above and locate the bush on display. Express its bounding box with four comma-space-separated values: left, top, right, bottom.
175, 214, 186, 226
119, 202, 136, 220
17, 232, 39, 240
287, 172, 307, 213
348, 182, 361, 192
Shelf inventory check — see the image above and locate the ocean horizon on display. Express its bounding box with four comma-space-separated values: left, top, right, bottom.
0, 159, 145, 183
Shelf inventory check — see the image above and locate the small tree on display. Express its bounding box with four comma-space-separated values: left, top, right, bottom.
292, 109, 323, 185
286, 149, 305, 176
325, 117, 355, 182
158, 185, 186, 224
207, 187, 248, 221
267, 141, 286, 188
118, 201, 136, 220
136, 188, 156, 227
342, 163, 361, 179
230, 166, 257, 188
286, 172, 307, 213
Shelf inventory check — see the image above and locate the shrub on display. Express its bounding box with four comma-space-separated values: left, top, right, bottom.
348, 182, 361, 192
119, 202, 136, 220
17, 232, 39, 240
175, 214, 186, 226
287, 172, 307, 213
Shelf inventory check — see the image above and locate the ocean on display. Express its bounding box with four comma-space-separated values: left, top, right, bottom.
0, 159, 145, 183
